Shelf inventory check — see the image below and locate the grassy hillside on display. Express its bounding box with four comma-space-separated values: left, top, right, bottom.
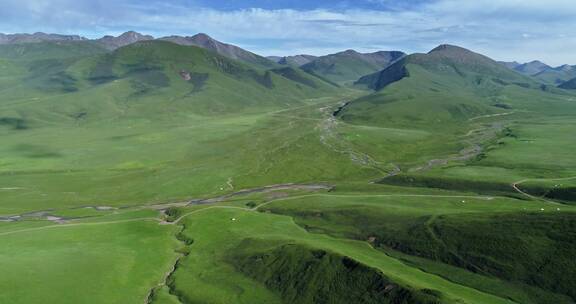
0, 41, 108, 95
72, 41, 339, 116
1, 40, 339, 118
343, 45, 572, 133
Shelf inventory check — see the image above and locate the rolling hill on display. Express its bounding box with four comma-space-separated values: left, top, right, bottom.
301, 49, 405, 85
83, 41, 337, 114
0, 41, 109, 94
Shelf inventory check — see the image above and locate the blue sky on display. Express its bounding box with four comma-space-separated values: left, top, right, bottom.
1, 0, 574, 65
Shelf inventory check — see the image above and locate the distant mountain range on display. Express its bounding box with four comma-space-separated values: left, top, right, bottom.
1, 31, 575, 90
499, 60, 576, 85
267, 50, 406, 85
0, 32, 87, 44
0, 31, 276, 69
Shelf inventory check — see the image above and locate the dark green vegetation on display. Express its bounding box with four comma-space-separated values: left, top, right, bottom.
265, 195, 576, 302
1, 37, 576, 304
231, 241, 441, 304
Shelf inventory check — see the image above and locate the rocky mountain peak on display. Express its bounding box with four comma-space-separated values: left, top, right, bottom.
97, 31, 154, 50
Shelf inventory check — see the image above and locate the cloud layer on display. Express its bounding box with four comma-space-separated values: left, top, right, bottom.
0, 0, 574, 65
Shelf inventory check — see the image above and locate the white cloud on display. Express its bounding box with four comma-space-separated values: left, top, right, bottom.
0, 0, 574, 65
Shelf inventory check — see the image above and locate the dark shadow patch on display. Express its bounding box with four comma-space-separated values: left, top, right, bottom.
13, 144, 62, 158
24, 59, 78, 92
208, 56, 274, 88
88, 54, 118, 85
271, 67, 318, 88
188, 72, 209, 94
0, 117, 28, 130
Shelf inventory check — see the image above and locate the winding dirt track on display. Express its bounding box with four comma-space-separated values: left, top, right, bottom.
511, 176, 576, 203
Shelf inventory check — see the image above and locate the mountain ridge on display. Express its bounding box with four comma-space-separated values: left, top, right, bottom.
159, 33, 276, 69
97, 31, 154, 50
499, 60, 576, 85
0, 32, 87, 44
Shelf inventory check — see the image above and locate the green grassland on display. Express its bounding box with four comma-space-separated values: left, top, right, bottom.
1, 41, 576, 304
0, 217, 179, 304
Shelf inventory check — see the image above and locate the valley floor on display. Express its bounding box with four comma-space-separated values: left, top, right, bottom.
1, 91, 576, 304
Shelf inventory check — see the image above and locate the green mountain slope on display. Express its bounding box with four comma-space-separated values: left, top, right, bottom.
2, 40, 339, 121
301, 50, 405, 85
81, 41, 338, 115
343, 44, 560, 130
